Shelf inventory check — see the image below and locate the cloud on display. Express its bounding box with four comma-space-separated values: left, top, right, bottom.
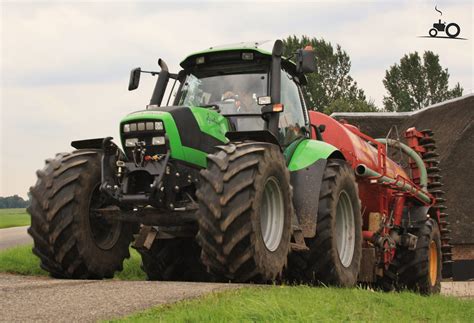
1, 0, 472, 197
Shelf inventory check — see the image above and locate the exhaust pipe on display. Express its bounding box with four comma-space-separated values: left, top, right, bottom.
355, 164, 432, 204
149, 59, 170, 107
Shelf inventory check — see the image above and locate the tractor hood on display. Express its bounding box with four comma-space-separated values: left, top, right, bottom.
120, 106, 229, 168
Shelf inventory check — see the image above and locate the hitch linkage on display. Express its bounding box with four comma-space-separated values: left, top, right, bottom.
99, 137, 170, 205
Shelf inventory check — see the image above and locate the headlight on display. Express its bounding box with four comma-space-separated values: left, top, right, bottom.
152, 136, 165, 145
146, 122, 154, 130
155, 121, 164, 131
123, 121, 164, 132
125, 138, 139, 147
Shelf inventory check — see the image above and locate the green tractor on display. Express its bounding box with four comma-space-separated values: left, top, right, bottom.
28, 40, 362, 285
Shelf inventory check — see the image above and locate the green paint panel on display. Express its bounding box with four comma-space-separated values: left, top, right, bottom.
120, 108, 230, 168
120, 110, 208, 167
182, 146, 208, 168
190, 107, 230, 143
288, 139, 338, 171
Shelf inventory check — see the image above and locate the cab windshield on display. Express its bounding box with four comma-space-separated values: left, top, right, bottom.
177, 73, 268, 116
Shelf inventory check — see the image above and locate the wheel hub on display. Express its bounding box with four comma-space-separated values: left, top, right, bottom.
259, 176, 285, 252
429, 240, 438, 286
335, 190, 355, 268
88, 185, 122, 250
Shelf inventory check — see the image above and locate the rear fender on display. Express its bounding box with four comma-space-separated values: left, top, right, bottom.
226, 130, 280, 147
287, 139, 341, 171
288, 139, 343, 238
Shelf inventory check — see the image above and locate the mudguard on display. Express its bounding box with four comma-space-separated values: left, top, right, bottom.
71, 138, 105, 149
287, 139, 344, 238
287, 139, 341, 171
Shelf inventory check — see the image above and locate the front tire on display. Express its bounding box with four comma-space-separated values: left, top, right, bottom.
27, 150, 135, 279
196, 142, 294, 283
287, 160, 362, 287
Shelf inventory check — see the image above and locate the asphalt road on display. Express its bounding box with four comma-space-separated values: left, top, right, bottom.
0, 226, 32, 250
1, 274, 239, 322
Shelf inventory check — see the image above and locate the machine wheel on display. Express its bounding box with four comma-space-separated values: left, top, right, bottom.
445, 23, 460, 38
397, 219, 442, 295
138, 238, 210, 281
287, 160, 362, 287
196, 142, 293, 283
27, 150, 135, 279
429, 28, 438, 37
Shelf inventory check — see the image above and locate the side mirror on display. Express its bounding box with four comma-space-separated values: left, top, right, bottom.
310, 124, 325, 140
295, 47, 316, 74
128, 67, 141, 91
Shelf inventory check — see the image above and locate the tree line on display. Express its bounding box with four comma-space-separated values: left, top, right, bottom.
282, 35, 463, 113
0, 195, 30, 208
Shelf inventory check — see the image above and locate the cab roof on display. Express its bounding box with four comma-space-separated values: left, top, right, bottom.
180, 40, 272, 68
179, 40, 306, 84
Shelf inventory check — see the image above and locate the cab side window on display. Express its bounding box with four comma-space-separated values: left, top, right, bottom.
279, 70, 306, 146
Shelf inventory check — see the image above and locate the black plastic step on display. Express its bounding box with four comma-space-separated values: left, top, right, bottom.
428, 182, 443, 189
422, 151, 439, 159
423, 159, 440, 165
420, 137, 436, 144
422, 143, 436, 149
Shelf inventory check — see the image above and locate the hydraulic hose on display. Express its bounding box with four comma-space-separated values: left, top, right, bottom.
355, 164, 432, 204
375, 138, 428, 191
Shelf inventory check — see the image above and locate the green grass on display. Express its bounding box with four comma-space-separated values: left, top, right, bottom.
0, 244, 46, 276
0, 244, 146, 280
112, 286, 474, 322
0, 208, 30, 229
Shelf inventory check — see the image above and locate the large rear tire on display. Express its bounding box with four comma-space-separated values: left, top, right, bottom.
287, 160, 362, 287
196, 142, 293, 283
396, 219, 442, 295
27, 150, 135, 279
138, 238, 210, 281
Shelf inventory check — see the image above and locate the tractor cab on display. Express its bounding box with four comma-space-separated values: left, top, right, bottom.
129, 40, 316, 148
177, 41, 315, 148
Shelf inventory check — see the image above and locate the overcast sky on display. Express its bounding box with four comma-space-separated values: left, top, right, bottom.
1, 0, 472, 198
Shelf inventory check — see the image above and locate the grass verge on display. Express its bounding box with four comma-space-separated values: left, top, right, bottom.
112, 286, 474, 322
0, 244, 146, 280
0, 208, 30, 229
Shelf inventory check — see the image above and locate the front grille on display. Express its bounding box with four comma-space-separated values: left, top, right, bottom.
121, 120, 167, 160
